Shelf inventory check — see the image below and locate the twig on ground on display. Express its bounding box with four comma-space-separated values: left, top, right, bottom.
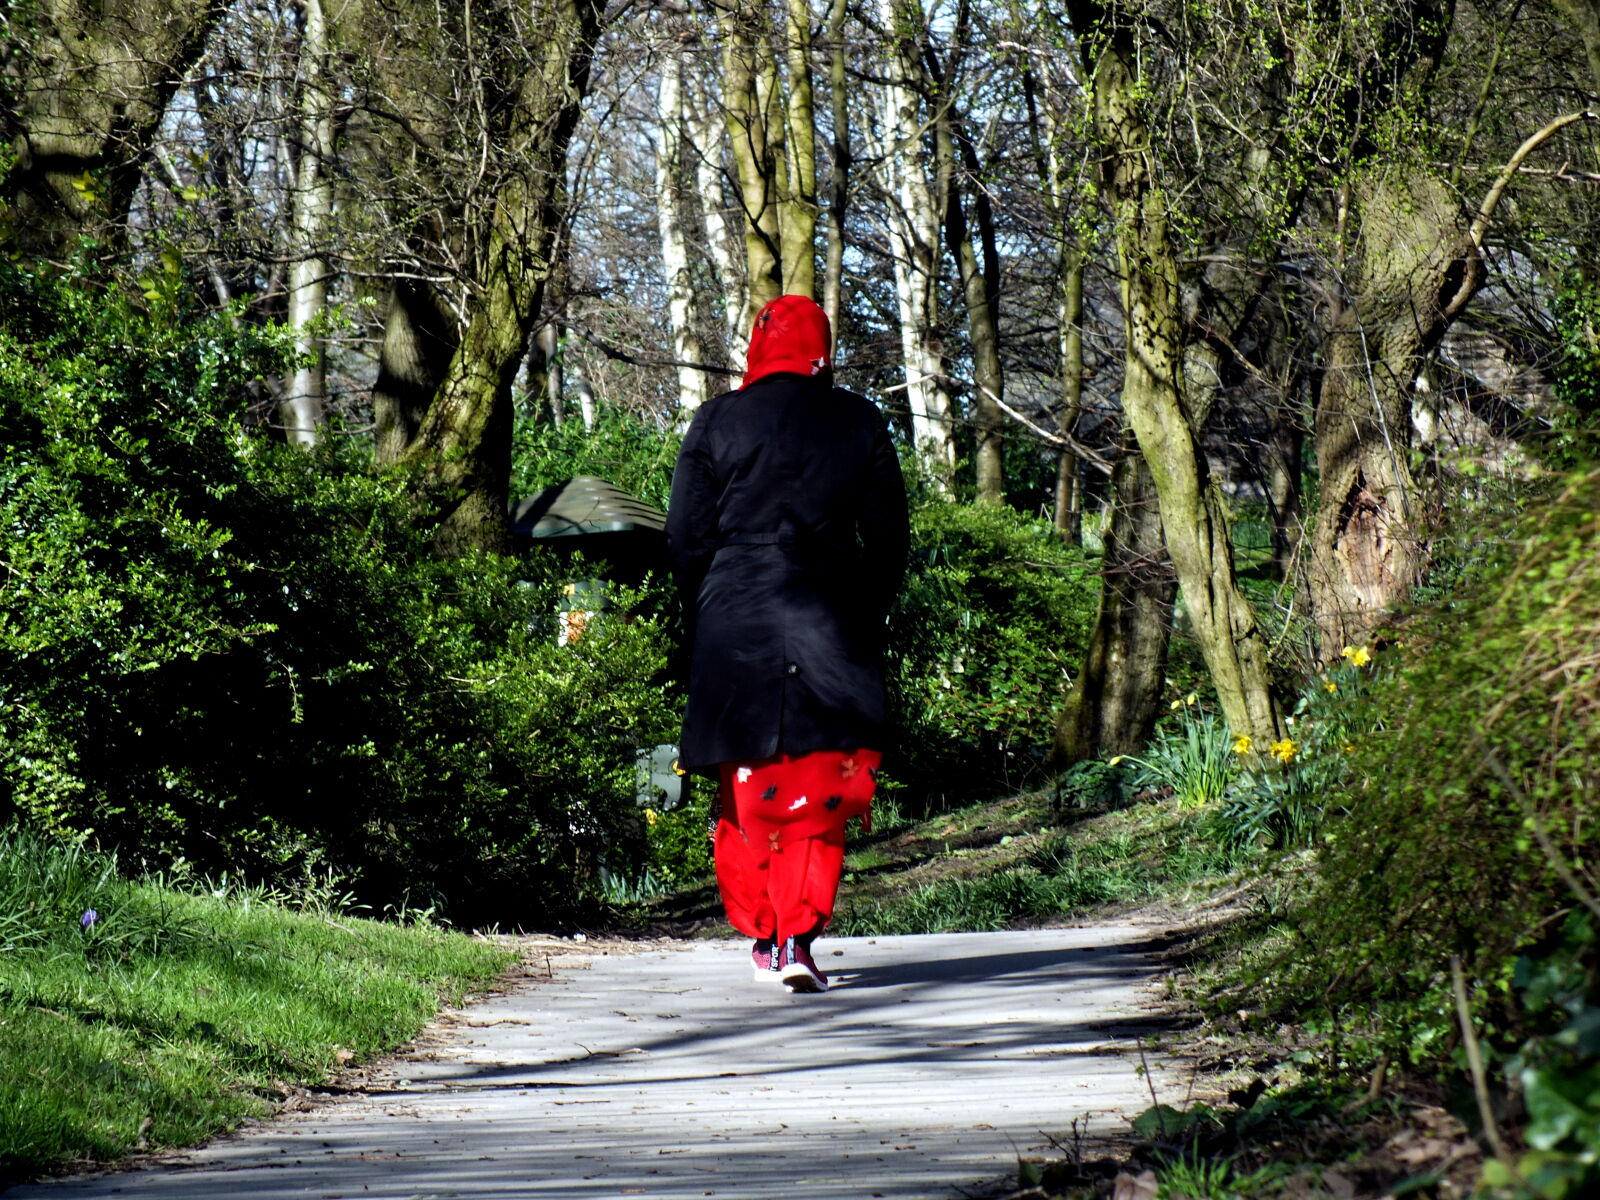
1450, 954, 1516, 1177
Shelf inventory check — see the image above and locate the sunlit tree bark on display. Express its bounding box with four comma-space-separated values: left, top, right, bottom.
878, 0, 956, 492
821, 0, 850, 338
654, 35, 710, 415
282, 0, 336, 446
718, 0, 785, 328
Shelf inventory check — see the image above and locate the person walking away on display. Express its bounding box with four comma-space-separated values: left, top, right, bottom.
667, 295, 909, 993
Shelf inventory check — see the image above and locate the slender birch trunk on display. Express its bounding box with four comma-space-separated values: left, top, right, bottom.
283, 0, 335, 446
1054, 233, 1087, 543
821, 0, 850, 338
688, 68, 749, 363
878, 0, 956, 492
1027, 70, 1087, 542
654, 41, 710, 415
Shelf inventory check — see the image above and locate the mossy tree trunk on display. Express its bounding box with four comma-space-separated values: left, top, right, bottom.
779, 0, 818, 300
1053, 439, 1175, 762
1067, 0, 1285, 746
397, 0, 602, 555
2, 0, 223, 258
1307, 176, 1465, 656
719, 0, 783, 328
715, 0, 819, 332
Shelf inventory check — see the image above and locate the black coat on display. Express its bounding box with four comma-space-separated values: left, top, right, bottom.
667, 373, 909, 773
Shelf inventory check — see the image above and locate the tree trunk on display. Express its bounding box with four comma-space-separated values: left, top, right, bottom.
688, 57, 750, 363
372, 275, 459, 468
1068, 0, 1284, 746
878, 0, 956, 493
1052, 439, 1175, 762
718, 0, 784, 330
1026, 67, 1086, 542
1555, 0, 1600, 96
1308, 172, 1474, 656
1054, 235, 1087, 543
394, 0, 603, 554
534, 322, 564, 427
821, 0, 850, 340
1, 0, 223, 259
1266, 408, 1305, 582
780, 0, 817, 298
655, 39, 710, 415
282, 0, 336, 446
936, 88, 1005, 505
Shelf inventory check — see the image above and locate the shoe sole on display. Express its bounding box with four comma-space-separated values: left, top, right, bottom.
780, 964, 828, 993
752, 966, 783, 983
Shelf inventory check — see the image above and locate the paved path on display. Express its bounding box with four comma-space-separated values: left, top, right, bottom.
10, 927, 1179, 1200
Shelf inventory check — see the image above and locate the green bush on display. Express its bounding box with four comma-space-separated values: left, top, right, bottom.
1235, 466, 1600, 1192
888, 498, 1098, 806
511, 404, 681, 511
0, 264, 676, 924
1279, 467, 1599, 1024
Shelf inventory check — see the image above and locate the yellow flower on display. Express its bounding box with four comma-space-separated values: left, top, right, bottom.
1324, 680, 1339, 694
1342, 743, 1356, 754
1231, 735, 1253, 755
1184, 693, 1197, 706
1341, 645, 1372, 667
1269, 738, 1299, 764
644, 808, 659, 826
1169, 700, 1182, 711
1108, 755, 1126, 766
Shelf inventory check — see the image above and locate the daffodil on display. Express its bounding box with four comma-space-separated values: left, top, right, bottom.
644, 808, 659, 826
1341, 645, 1372, 667
1184, 693, 1197, 706
1324, 680, 1338, 694
1231, 734, 1253, 755
1169, 699, 1182, 711
1269, 738, 1299, 764
1108, 755, 1126, 766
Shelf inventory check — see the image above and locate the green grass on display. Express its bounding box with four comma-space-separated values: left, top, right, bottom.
0, 830, 511, 1183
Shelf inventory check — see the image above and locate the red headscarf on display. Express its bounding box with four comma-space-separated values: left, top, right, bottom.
741, 295, 832, 389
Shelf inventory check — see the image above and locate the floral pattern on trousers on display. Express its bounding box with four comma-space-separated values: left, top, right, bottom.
713, 748, 881, 941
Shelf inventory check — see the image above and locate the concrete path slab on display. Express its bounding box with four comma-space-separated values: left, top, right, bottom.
8, 927, 1178, 1200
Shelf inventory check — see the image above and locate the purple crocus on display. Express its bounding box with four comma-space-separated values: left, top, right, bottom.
80, 909, 99, 930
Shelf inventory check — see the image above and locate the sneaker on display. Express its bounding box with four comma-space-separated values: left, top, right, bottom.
751, 939, 781, 982
779, 936, 828, 993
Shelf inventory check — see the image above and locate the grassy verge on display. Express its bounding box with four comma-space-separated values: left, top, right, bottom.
0, 830, 511, 1184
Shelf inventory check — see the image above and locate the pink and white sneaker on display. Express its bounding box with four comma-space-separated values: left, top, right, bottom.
779, 936, 828, 993
751, 939, 781, 982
